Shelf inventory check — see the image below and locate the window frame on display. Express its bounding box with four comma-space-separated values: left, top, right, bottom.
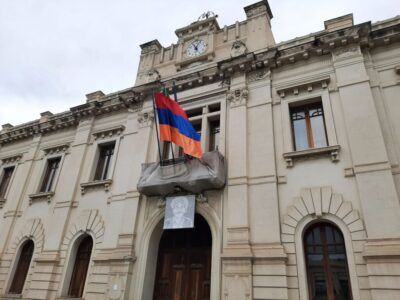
303, 222, 353, 300
295, 216, 360, 300
39, 156, 62, 193
281, 90, 338, 154
35, 153, 65, 195
0, 164, 16, 201
85, 136, 121, 184
290, 102, 328, 151
93, 141, 116, 181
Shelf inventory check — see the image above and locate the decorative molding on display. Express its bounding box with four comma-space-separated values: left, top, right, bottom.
1, 154, 23, 165
80, 179, 112, 195
62, 209, 105, 246
282, 186, 366, 237
92, 125, 125, 140
276, 75, 330, 98
137, 110, 155, 128
226, 87, 249, 108
28, 191, 54, 205
283, 145, 340, 167
42, 143, 70, 156
247, 69, 270, 83
230, 40, 247, 58
12, 218, 45, 254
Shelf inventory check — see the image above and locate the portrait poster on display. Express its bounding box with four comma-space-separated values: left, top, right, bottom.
163, 195, 195, 230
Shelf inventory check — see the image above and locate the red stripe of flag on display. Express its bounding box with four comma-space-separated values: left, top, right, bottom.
155, 93, 188, 120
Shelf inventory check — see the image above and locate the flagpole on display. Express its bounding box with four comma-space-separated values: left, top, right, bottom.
151, 89, 163, 164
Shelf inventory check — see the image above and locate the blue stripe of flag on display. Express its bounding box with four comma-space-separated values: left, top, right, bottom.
156, 108, 201, 142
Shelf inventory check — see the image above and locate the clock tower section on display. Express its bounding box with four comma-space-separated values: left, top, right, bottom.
135, 0, 275, 86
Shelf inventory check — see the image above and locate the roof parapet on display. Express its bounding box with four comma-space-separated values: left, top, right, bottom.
244, 0, 273, 19
139, 39, 162, 54
86, 90, 105, 102
324, 14, 354, 32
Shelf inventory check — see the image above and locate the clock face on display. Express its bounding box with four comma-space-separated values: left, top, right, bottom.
186, 39, 207, 58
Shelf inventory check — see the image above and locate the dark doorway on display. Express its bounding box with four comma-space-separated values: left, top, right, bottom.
68, 235, 93, 298
9, 240, 34, 294
153, 214, 212, 300
304, 222, 352, 300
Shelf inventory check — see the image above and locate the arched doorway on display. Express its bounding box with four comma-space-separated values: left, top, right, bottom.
67, 234, 93, 298
153, 214, 212, 300
9, 239, 34, 294
304, 222, 352, 300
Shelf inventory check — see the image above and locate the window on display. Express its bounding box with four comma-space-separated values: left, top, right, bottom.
304, 222, 352, 300
94, 142, 115, 181
9, 240, 34, 294
40, 157, 61, 193
0, 166, 14, 198
68, 235, 93, 298
209, 119, 220, 151
290, 102, 327, 151
162, 142, 174, 160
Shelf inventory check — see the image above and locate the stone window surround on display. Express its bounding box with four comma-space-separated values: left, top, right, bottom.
281, 89, 339, 167
80, 131, 122, 194
28, 147, 68, 204
0, 155, 21, 208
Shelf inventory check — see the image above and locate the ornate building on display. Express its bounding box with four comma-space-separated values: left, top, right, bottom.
0, 1, 400, 299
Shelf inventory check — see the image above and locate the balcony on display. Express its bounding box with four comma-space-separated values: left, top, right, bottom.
137, 150, 226, 196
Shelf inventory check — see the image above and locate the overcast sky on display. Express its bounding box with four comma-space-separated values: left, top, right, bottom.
0, 0, 398, 126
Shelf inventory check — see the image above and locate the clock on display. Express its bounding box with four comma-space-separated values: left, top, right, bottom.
186, 39, 207, 58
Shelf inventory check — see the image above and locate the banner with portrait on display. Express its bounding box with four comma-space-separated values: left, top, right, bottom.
163, 195, 195, 229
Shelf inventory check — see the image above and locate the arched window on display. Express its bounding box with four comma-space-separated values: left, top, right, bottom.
304, 222, 352, 300
67, 235, 93, 298
9, 240, 34, 294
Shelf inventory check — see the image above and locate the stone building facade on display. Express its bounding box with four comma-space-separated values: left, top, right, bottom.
0, 1, 400, 299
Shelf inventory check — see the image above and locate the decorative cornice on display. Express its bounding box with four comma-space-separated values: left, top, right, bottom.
0, 89, 143, 146
92, 125, 125, 140
276, 75, 330, 98
1, 154, 23, 165
1, 16, 399, 146
42, 143, 70, 156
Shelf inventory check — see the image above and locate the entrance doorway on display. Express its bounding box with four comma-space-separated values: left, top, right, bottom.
153, 214, 212, 300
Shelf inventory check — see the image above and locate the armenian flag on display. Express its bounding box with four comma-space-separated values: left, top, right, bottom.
155, 92, 203, 158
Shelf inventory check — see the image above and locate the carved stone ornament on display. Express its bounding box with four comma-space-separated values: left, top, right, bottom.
227, 87, 249, 108
146, 69, 161, 83
247, 69, 270, 83
137, 110, 155, 128
230, 41, 247, 58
